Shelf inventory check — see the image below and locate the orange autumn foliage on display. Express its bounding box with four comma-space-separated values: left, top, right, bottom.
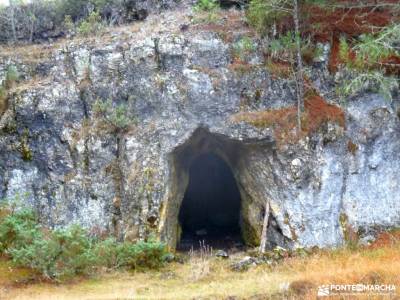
231, 91, 345, 148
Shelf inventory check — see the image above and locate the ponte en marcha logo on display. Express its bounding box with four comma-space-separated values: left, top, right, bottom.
317, 284, 396, 297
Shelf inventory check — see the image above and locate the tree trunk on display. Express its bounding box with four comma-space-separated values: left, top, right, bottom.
10, 0, 17, 43
259, 202, 270, 254
293, 0, 304, 133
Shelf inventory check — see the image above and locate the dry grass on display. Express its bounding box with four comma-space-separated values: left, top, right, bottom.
0, 88, 7, 116
265, 61, 293, 79
0, 43, 62, 64
188, 241, 213, 282
0, 258, 286, 300
228, 61, 259, 75
304, 1, 399, 42
1, 231, 399, 300
231, 89, 345, 148
192, 9, 254, 43
8, 76, 52, 95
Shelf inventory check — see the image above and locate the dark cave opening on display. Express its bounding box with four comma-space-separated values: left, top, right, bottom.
177, 153, 244, 251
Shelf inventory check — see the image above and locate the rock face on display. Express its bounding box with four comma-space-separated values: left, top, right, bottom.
0, 6, 399, 250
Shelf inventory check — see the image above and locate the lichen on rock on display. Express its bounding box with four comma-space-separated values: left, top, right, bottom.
0, 3, 399, 252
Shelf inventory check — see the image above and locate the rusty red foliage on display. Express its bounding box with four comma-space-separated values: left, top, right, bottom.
381, 55, 400, 76
304, 93, 346, 133
303, 3, 397, 42
272, 1, 400, 73
328, 35, 341, 73
368, 230, 400, 249
232, 88, 345, 148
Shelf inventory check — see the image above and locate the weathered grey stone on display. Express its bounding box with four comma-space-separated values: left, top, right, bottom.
215, 250, 229, 258
0, 5, 399, 252
230, 256, 257, 271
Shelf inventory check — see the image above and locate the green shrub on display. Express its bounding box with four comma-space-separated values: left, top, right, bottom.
91, 0, 110, 11
266, 31, 316, 64
246, 0, 290, 35
77, 11, 103, 37
93, 99, 136, 132
4, 65, 19, 88
0, 204, 168, 281
92, 238, 121, 268
64, 15, 75, 33
0, 209, 41, 253
338, 24, 400, 101
339, 37, 350, 65
10, 225, 97, 280
55, 0, 88, 22
94, 237, 168, 270
233, 37, 256, 61
339, 71, 398, 102
192, 0, 220, 24
10, 237, 64, 279
194, 0, 219, 12
122, 239, 168, 270
268, 32, 297, 60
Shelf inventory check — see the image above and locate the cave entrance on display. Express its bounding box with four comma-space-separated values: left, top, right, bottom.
158, 127, 275, 251
177, 153, 243, 251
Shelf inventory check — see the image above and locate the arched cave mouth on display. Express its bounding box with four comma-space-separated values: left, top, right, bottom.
159, 127, 277, 251
177, 153, 244, 251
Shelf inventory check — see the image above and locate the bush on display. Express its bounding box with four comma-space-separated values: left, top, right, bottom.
246, 0, 290, 35
232, 37, 256, 61
0, 205, 168, 281
0, 209, 41, 253
338, 24, 400, 101
4, 65, 19, 88
93, 237, 168, 270
10, 225, 97, 279
55, 0, 89, 22
125, 239, 168, 269
93, 99, 136, 132
77, 11, 103, 37
266, 31, 317, 65
194, 0, 219, 12
64, 15, 75, 33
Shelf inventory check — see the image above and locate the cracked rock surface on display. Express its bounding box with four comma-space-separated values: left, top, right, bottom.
0, 4, 399, 250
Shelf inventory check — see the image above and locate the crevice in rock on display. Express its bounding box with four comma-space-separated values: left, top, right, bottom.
265, 213, 294, 250
153, 38, 164, 71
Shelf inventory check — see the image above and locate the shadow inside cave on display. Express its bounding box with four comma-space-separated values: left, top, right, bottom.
177, 153, 244, 252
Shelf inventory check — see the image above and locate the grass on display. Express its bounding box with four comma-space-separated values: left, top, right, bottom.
0, 257, 38, 287
1, 230, 399, 299
231, 88, 345, 148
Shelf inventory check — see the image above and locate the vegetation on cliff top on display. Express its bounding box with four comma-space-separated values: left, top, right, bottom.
246, 0, 400, 99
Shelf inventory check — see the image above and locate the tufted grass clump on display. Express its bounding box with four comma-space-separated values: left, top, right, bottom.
246, 0, 290, 36
4, 65, 20, 88
0, 204, 168, 281
232, 37, 256, 62
192, 0, 221, 24
93, 99, 136, 133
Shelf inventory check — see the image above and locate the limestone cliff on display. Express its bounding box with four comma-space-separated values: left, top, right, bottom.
0, 4, 399, 250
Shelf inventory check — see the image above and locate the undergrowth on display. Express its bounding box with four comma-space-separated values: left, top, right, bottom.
0, 204, 168, 281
